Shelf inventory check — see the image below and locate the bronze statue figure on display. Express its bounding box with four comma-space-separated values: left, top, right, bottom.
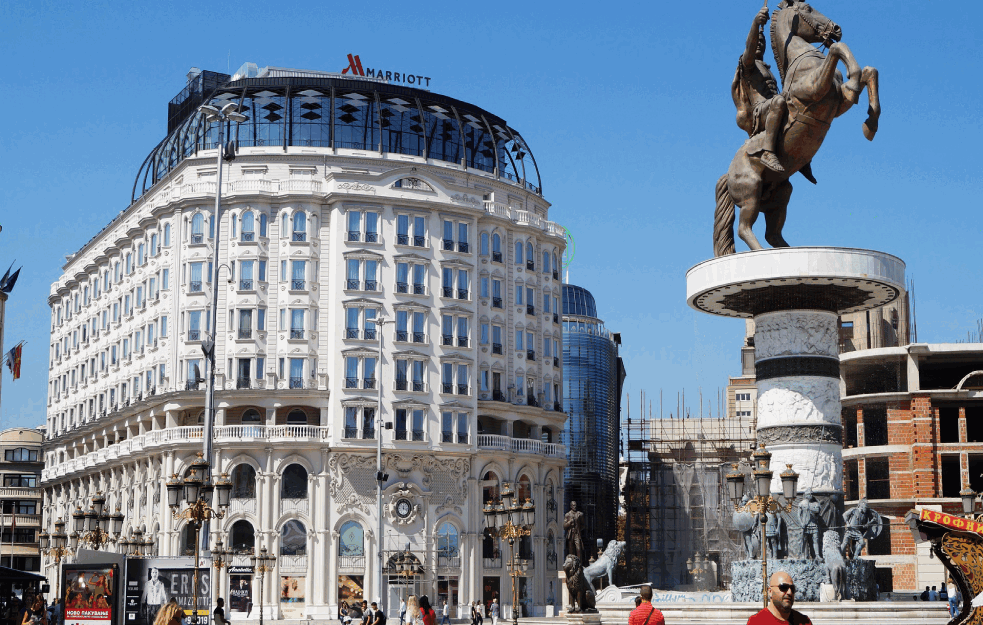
797, 489, 823, 559
714, 0, 880, 256
841, 498, 883, 559
564, 501, 585, 560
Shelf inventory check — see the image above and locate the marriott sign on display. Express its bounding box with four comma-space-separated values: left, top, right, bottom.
342, 54, 431, 87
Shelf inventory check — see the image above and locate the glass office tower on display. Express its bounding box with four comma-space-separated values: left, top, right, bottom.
561, 284, 625, 556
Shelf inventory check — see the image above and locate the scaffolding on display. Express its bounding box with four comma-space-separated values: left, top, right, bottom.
622, 390, 756, 590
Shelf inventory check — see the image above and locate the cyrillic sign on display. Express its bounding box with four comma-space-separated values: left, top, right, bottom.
920, 508, 983, 534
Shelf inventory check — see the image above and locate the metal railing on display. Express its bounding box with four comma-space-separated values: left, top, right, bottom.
414, 283, 426, 294
397, 234, 409, 245
240, 279, 254, 290
457, 289, 469, 300
241, 232, 255, 242
190, 281, 203, 292
443, 286, 453, 297
365, 280, 377, 291
292, 232, 307, 242
348, 231, 361, 242
412, 332, 425, 343
191, 234, 203, 244
442, 335, 454, 346
290, 329, 305, 339
457, 336, 468, 347
346, 328, 360, 339
492, 297, 502, 308
365, 232, 378, 242
289, 376, 304, 389
396, 282, 408, 293
345, 377, 359, 388
458, 242, 469, 253
527, 305, 535, 315
238, 328, 252, 339
188, 330, 201, 341
443, 239, 455, 251
527, 350, 536, 361
526, 260, 535, 270
396, 331, 408, 342
492, 343, 503, 354
413, 235, 426, 247
412, 429, 425, 441
347, 279, 360, 290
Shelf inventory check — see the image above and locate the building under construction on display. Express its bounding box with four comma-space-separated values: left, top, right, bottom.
622, 389, 756, 590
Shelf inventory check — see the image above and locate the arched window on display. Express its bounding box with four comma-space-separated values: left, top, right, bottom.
543, 250, 550, 273
164, 223, 171, 246
552, 252, 558, 274
480, 232, 489, 256
526, 242, 534, 267
292, 212, 307, 241
437, 522, 460, 560
241, 211, 255, 240
230, 213, 237, 238
209, 215, 215, 239
242, 409, 262, 423
515, 241, 523, 264
191, 214, 204, 243
517, 475, 532, 502
286, 409, 308, 425
281, 212, 288, 236
280, 519, 307, 556
259, 214, 268, 237
231, 464, 256, 499
180, 524, 197, 555
339, 520, 364, 557
482, 471, 500, 504
492, 233, 502, 257
230, 519, 255, 553
281, 464, 308, 498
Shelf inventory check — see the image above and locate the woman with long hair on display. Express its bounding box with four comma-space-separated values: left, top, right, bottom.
152, 601, 183, 625
418, 596, 435, 625
405, 596, 419, 625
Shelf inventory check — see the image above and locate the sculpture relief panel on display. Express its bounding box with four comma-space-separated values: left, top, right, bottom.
754, 311, 838, 360
756, 377, 840, 429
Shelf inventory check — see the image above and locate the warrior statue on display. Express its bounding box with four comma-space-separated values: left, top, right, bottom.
797, 489, 823, 559
733, 493, 760, 560
713, 0, 880, 257
842, 498, 884, 559
564, 501, 586, 561
765, 510, 785, 561
733, 5, 790, 177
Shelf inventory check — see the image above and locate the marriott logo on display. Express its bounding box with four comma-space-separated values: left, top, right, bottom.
342, 54, 431, 87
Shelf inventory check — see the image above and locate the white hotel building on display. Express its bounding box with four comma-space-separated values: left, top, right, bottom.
41, 64, 567, 618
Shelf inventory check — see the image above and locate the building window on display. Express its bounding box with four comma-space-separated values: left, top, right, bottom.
292, 212, 307, 242
2, 474, 37, 487
345, 355, 377, 389
441, 314, 470, 348
396, 214, 427, 247
865, 458, 890, 500
230, 520, 255, 553
231, 464, 257, 498
281, 464, 308, 498
441, 267, 470, 300
280, 520, 307, 556
515, 240, 523, 265
347, 209, 380, 243
191, 213, 205, 244
395, 407, 426, 441
480, 232, 489, 256
441, 411, 469, 444
4, 448, 39, 462
344, 405, 376, 439
492, 233, 503, 263
441, 362, 470, 396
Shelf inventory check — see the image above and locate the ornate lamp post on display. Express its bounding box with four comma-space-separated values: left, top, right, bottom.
726, 443, 799, 609
72, 493, 125, 551
394, 543, 422, 606
250, 546, 277, 625
686, 553, 709, 591
483, 482, 535, 625
40, 517, 74, 600
168, 453, 233, 625
960, 484, 983, 520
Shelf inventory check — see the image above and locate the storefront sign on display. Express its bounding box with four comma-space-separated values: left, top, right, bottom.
919, 508, 983, 534
342, 54, 431, 87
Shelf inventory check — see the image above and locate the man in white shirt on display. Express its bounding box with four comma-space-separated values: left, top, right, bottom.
440, 602, 450, 625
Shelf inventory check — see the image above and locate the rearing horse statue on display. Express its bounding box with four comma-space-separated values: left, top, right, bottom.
713, 0, 880, 256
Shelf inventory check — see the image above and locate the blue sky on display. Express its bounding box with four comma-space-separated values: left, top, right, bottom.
1, 1, 981, 429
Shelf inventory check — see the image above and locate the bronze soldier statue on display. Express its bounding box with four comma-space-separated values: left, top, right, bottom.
564, 501, 585, 560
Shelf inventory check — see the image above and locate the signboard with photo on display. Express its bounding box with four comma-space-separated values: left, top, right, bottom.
227, 567, 253, 613
124, 558, 211, 625
62, 564, 119, 625
279, 576, 305, 618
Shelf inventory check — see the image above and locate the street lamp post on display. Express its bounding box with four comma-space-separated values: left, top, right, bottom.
250, 547, 276, 625
72, 493, 125, 551
686, 553, 709, 591
197, 101, 246, 552
394, 544, 422, 607
374, 317, 392, 605
483, 483, 534, 625
40, 518, 74, 601
726, 444, 799, 609
167, 452, 233, 625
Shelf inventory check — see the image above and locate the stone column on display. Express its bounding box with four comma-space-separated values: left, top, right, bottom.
753, 310, 843, 498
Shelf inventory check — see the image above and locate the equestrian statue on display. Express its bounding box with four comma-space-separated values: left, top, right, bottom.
714, 0, 880, 257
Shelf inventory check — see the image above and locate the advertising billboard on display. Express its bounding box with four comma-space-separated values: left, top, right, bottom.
124, 558, 210, 625
61, 564, 119, 625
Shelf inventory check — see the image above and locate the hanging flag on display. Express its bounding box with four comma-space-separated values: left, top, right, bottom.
6, 344, 22, 380
1, 267, 20, 293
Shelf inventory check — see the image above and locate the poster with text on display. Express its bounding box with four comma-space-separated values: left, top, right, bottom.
124, 558, 211, 625
228, 567, 253, 613
280, 576, 305, 618
62, 564, 119, 625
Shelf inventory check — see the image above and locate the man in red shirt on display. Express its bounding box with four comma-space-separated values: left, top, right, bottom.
747, 572, 812, 624
628, 586, 665, 625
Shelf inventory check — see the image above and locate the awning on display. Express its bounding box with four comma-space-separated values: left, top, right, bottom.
0, 566, 47, 582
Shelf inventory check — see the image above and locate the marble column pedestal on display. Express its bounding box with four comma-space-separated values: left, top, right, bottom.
687, 248, 905, 595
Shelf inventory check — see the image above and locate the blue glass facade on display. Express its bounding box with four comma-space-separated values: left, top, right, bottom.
561, 284, 625, 554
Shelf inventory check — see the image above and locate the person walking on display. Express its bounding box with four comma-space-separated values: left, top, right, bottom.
370, 602, 386, 625
489, 600, 498, 625
746, 572, 811, 625
212, 598, 229, 625
439, 602, 450, 625
418, 597, 436, 625
399, 599, 406, 625
627, 586, 664, 625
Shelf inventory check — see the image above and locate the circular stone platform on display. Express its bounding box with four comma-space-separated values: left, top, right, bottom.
686, 247, 905, 318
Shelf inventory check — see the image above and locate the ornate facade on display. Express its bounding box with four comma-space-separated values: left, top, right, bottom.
41, 64, 567, 618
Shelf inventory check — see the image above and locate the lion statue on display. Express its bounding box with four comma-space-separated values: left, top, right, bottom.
584, 540, 625, 589
823, 530, 847, 601
564, 554, 596, 613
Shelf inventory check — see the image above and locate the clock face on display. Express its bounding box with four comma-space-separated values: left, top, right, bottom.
395, 498, 412, 519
